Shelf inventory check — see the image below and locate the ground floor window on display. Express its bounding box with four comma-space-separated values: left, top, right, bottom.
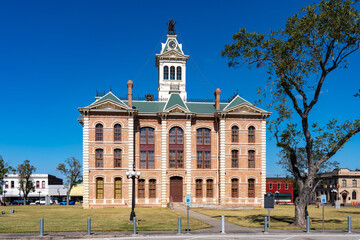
231, 179, 239, 198
196, 179, 203, 198
96, 178, 104, 199
248, 179, 255, 198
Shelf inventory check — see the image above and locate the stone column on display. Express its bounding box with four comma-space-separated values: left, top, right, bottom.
219, 117, 226, 204
161, 115, 167, 207
261, 120, 267, 206
186, 116, 192, 195
128, 113, 134, 205
82, 117, 90, 208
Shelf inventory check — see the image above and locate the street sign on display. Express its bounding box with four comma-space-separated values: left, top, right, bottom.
264, 192, 275, 209
185, 194, 191, 207
321, 194, 326, 203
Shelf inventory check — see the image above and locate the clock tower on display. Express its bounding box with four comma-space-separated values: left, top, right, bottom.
155, 20, 189, 101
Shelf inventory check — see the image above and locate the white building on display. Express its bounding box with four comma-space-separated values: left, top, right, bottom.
2, 174, 68, 202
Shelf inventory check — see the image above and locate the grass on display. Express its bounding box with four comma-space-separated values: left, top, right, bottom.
0, 204, 210, 233
195, 205, 360, 230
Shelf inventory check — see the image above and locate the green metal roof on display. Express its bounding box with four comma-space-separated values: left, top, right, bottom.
123, 101, 166, 113
95, 92, 127, 106
164, 94, 187, 111
224, 95, 249, 110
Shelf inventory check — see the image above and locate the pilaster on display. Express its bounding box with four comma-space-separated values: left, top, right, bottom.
219, 117, 226, 204
186, 117, 192, 195
128, 114, 134, 204
82, 117, 89, 208
161, 115, 167, 206
261, 120, 267, 206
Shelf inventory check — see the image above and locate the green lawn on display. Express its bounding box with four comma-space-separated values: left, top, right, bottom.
0, 205, 210, 233
195, 205, 359, 230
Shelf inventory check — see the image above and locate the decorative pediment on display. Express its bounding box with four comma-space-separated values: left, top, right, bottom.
226, 104, 262, 114
88, 100, 130, 111
160, 50, 187, 59
165, 104, 189, 113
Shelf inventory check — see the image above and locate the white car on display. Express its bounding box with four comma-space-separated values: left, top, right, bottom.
35, 198, 53, 205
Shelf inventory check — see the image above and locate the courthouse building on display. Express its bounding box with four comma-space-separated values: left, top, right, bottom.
78, 22, 271, 208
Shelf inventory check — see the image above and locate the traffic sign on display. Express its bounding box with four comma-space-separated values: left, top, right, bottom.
321, 194, 326, 203
185, 194, 191, 207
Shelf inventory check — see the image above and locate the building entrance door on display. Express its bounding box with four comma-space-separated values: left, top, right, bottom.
170, 176, 183, 202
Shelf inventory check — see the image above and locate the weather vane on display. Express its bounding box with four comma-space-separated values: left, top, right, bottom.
167, 19, 176, 35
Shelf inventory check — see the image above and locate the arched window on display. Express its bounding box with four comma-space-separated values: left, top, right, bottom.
353, 180, 357, 187
285, 183, 289, 190
277, 183, 281, 190
248, 150, 255, 168
352, 191, 357, 200
114, 124, 121, 141
114, 149, 121, 168
170, 66, 175, 80
176, 66, 182, 80
269, 183, 273, 190
140, 127, 155, 169
96, 124, 103, 141
114, 178, 122, 199
197, 128, 211, 169
149, 179, 156, 198
206, 179, 213, 198
232, 150, 238, 168
248, 126, 255, 143
138, 179, 145, 198
232, 126, 239, 143
248, 179, 255, 198
164, 66, 169, 80
231, 179, 239, 198
196, 179, 203, 198
342, 179, 347, 187
96, 178, 104, 199
96, 149, 103, 168
169, 127, 184, 168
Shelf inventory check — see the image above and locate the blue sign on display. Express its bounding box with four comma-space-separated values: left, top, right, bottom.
321, 194, 326, 203
185, 194, 191, 207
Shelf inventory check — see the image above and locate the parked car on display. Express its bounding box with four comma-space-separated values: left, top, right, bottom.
35, 198, 53, 205
11, 199, 29, 205
59, 200, 75, 205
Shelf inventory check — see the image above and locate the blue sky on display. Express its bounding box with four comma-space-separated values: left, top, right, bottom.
0, 0, 359, 178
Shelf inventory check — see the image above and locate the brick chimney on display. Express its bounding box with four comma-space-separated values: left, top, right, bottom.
214, 88, 221, 111
127, 80, 133, 108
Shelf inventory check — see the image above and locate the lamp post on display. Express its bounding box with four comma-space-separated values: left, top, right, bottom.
126, 162, 140, 221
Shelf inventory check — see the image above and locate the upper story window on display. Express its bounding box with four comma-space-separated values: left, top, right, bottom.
96, 149, 104, 168
248, 126, 255, 143
248, 179, 255, 198
169, 127, 184, 169
269, 183, 273, 190
96, 178, 104, 199
4, 181, 8, 189
248, 150, 255, 168
36, 181, 40, 188
342, 179, 347, 187
277, 183, 281, 190
114, 124, 121, 141
232, 126, 239, 143
96, 124, 103, 141
164, 66, 169, 80
176, 66, 182, 80
10, 181, 14, 189
231, 150, 238, 168
170, 66, 175, 80
285, 183, 289, 190
140, 127, 155, 169
114, 149, 121, 168
197, 128, 211, 169
353, 180, 357, 187
42, 181, 45, 189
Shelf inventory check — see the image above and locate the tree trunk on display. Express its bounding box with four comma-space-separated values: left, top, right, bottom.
66, 191, 70, 205
294, 196, 307, 227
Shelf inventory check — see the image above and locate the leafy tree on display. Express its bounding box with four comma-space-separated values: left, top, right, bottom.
57, 157, 82, 205
0, 156, 12, 195
222, 0, 360, 227
17, 160, 36, 205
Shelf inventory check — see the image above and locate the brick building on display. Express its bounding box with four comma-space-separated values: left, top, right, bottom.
78, 23, 271, 208
266, 177, 294, 204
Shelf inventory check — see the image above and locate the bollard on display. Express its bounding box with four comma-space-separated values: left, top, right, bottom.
264, 216, 268, 233
348, 216, 351, 233
40, 218, 44, 236
178, 217, 181, 234
306, 216, 310, 233
133, 217, 137, 235
221, 215, 225, 234
87, 217, 91, 235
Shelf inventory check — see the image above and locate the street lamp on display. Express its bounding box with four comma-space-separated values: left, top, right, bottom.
126, 163, 141, 221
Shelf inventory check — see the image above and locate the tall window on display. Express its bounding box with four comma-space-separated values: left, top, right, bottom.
169, 127, 184, 168
248, 150, 255, 168
285, 183, 289, 190
231, 150, 239, 168
36, 181, 40, 188
96, 124, 103, 141
140, 127, 155, 169
197, 128, 211, 169
114, 124, 121, 141
96, 178, 104, 199
138, 179, 145, 198
196, 179, 203, 198
10, 181, 14, 189
4, 181, 8, 189
248, 179, 255, 198
231, 179, 239, 198
277, 183, 281, 190
248, 126, 255, 143
96, 149, 104, 167
170, 66, 175, 80
114, 178, 122, 199
149, 179, 156, 198
232, 126, 239, 142
342, 179, 347, 187
269, 183, 273, 190
352, 191, 357, 200
114, 149, 121, 168
176, 66, 182, 80
353, 180, 357, 187
164, 66, 169, 80
42, 181, 45, 189
206, 179, 213, 198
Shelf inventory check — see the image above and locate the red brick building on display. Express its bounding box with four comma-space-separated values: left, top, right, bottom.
266, 178, 294, 204
78, 23, 271, 208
